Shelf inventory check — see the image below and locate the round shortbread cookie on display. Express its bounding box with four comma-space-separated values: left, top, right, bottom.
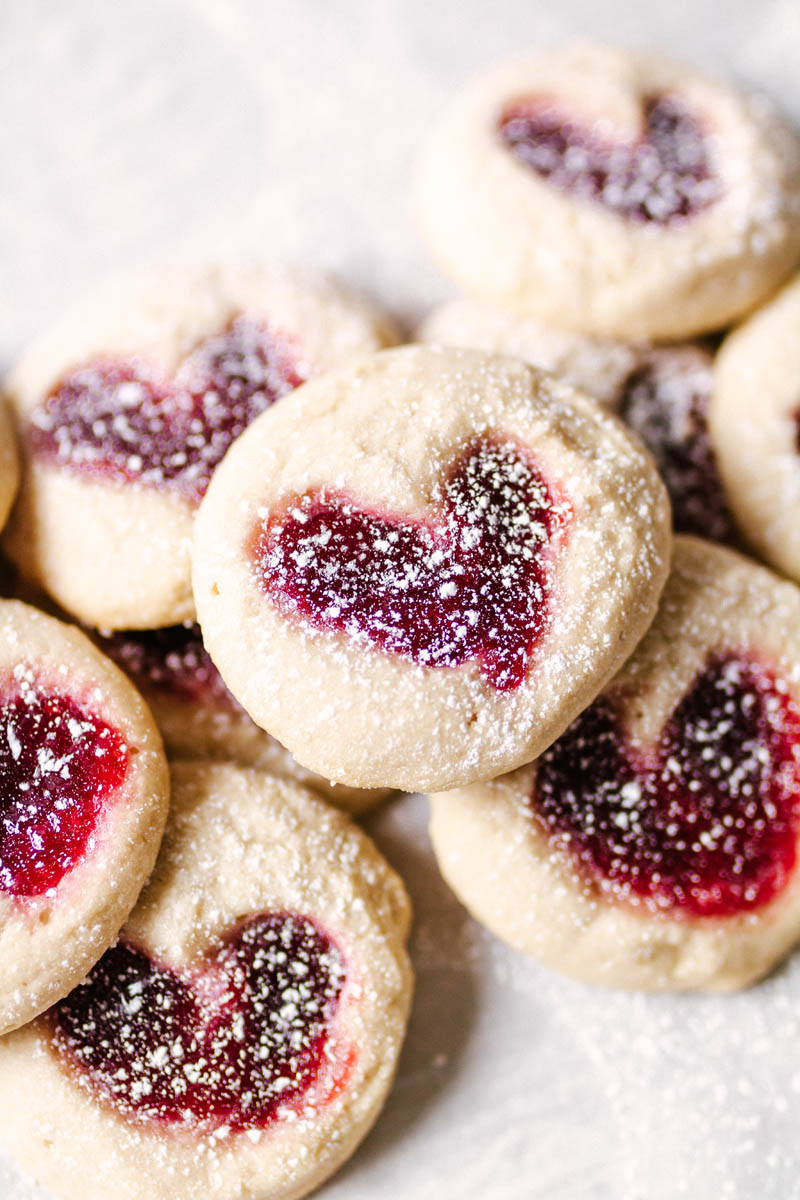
419, 299, 736, 543
412, 43, 800, 341
2, 260, 397, 630
0, 761, 413, 1200
0, 398, 19, 535
709, 270, 800, 582
0, 599, 169, 1034
430, 537, 800, 992
193, 344, 671, 793
95, 622, 392, 816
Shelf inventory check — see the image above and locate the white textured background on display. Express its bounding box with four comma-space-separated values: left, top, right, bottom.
3, 2, 800, 1197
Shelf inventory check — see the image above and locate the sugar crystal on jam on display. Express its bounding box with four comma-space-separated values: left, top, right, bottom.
499, 95, 719, 223
0, 677, 128, 898
253, 435, 571, 692
28, 315, 307, 501
534, 654, 800, 917
54, 913, 347, 1131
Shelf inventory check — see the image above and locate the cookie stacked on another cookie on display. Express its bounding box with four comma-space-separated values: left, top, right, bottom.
430, 538, 800, 991
3, 39, 800, 1200
0, 762, 413, 1200
411, 43, 800, 994
0, 600, 169, 1035
192, 343, 671, 793
3, 261, 397, 630
413, 42, 800, 340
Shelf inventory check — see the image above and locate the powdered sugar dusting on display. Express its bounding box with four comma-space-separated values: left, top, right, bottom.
0, 667, 129, 898
534, 651, 800, 916
499, 94, 721, 224
617, 345, 737, 544
252, 434, 572, 691
53, 912, 347, 1133
96, 623, 237, 708
27, 314, 307, 501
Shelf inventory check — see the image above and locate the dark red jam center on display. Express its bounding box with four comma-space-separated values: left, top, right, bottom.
28, 315, 307, 501
0, 683, 129, 898
534, 654, 800, 917
53, 912, 347, 1132
252, 435, 571, 692
617, 352, 737, 545
498, 94, 719, 223
97, 623, 234, 708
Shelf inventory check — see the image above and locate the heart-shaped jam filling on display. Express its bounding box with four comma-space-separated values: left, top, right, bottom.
617, 354, 737, 544
252, 435, 571, 692
53, 912, 348, 1132
534, 654, 800, 917
97, 623, 236, 709
0, 679, 129, 898
28, 315, 307, 501
498, 95, 719, 223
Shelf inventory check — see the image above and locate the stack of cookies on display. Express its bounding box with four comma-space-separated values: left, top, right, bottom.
1, 39, 800, 1200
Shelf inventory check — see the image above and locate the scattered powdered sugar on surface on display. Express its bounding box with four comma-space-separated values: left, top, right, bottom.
27, 314, 306, 500
498, 94, 721, 224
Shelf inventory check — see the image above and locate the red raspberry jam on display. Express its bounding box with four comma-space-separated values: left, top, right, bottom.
252, 435, 571, 692
617, 351, 737, 545
53, 913, 348, 1132
534, 654, 800, 917
28, 315, 307, 501
0, 682, 128, 898
499, 95, 719, 223
97, 623, 234, 708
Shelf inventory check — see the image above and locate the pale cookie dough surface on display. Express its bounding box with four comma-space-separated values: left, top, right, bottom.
95, 624, 392, 816
412, 42, 800, 341
710, 270, 800, 582
2, 260, 397, 629
0, 761, 413, 1200
430, 537, 800, 992
0, 600, 169, 1034
0, 401, 19, 538
193, 344, 671, 793
417, 297, 642, 406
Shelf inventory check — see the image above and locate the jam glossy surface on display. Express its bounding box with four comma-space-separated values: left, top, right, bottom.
534, 654, 800, 917
0, 684, 129, 898
253, 436, 571, 692
98, 623, 234, 708
53, 913, 347, 1132
29, 315, 307, 501
499, 95, 719, 223
618, 353, 737, 544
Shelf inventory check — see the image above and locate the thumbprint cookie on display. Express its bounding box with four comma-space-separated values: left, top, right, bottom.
430, 538, 800, 991
3, 261, 397, 630
412, 43, 800, 340
0, 600, 169, 1034
0, 761, 412, 1200
193, 345, 671, 792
